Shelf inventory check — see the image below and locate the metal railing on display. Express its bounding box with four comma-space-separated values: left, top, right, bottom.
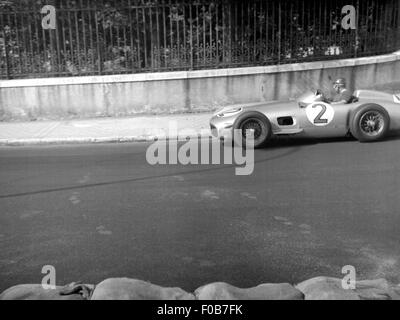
0, 0, 399, 79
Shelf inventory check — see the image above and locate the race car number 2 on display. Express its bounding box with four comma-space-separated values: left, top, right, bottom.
306, 102, 335, 126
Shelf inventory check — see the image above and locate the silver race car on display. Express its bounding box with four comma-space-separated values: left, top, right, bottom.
210, 89, 400, 148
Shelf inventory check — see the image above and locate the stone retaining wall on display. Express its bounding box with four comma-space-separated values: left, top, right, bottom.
1, 51, 400, 121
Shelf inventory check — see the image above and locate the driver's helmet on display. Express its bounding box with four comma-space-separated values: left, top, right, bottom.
333, 78, 346, 90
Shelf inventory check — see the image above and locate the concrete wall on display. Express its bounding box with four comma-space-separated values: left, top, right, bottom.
1, 51, 400, 121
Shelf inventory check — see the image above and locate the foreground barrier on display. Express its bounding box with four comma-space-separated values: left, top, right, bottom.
1, 276, 399, 300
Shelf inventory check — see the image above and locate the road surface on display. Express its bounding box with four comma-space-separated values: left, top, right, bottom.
1, 136, 400, 292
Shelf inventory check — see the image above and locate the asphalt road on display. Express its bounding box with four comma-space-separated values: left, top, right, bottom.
1, 136, 400, 292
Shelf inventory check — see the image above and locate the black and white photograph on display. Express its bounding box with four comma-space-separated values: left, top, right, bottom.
0, 0, 400, 309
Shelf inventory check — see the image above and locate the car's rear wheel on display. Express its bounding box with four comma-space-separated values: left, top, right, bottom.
233, 111, 272, 148
350, 104, 390, 142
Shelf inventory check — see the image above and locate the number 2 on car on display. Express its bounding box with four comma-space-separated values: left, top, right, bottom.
305, 102, 335, 126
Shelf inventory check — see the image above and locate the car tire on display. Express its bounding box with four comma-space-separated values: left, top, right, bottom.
233, 111, 273, 148
350, 104, 390, 142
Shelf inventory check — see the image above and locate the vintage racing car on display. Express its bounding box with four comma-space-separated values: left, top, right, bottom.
210, 89, 400, 148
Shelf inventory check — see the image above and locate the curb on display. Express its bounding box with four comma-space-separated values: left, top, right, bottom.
0, 132, 215, 147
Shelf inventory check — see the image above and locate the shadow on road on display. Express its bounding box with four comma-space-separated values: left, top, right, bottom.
2, 131, 400, 200
0, 145, 304, 199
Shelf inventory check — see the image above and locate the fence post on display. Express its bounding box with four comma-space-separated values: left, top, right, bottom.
277, 1, 281, 64
94, 1, 102, 75
0, 12, 10, 79
354, 0, 359, 58
4, 39, 10, 79
398, 0, 400, 50
189, 2, 193, 70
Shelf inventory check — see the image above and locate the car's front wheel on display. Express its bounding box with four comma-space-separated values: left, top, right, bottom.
233, 111, 272, 148
350, 104, 390, 142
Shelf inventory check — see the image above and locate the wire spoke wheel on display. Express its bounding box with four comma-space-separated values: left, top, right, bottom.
359, 111, 385, 137
240, 118, 264, 140
350, 104, 390, 142
233, 112, 272, 149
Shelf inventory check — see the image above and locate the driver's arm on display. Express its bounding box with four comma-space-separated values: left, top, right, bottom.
316, 90, 330, 103
319, 94, 331, 104
330, 90, 353, 105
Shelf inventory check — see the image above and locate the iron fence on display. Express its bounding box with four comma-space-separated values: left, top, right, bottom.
0, 0, 399, 79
